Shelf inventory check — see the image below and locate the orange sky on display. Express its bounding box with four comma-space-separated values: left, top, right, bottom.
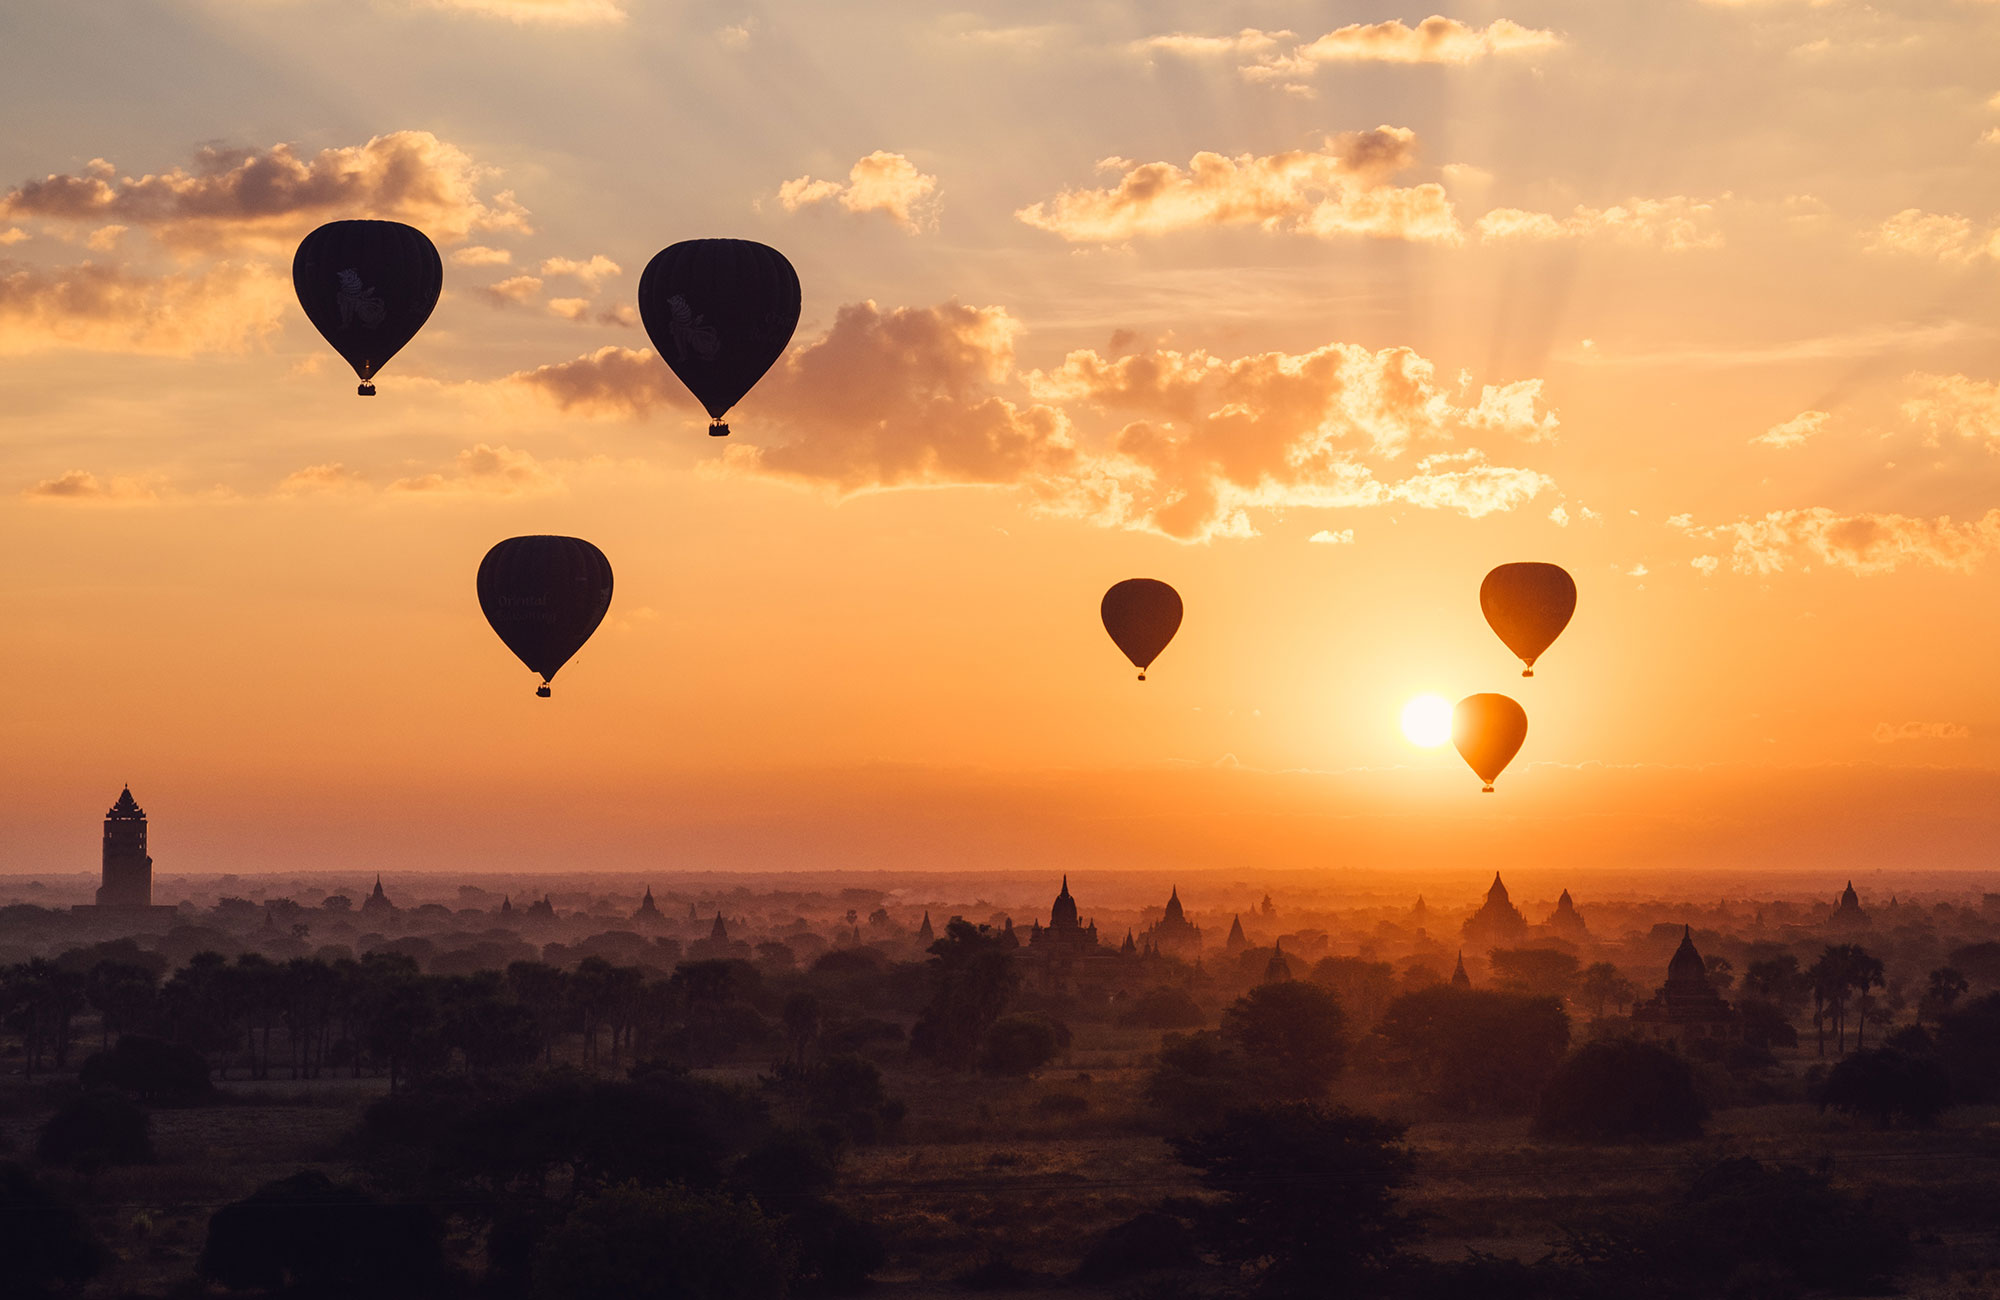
5, 1, 2000, 877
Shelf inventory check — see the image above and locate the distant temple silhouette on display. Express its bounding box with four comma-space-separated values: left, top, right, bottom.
1546, 888, 1588, 938
1828, 880, 1870, 931
98, 786, 153, 907
1450, 951, 1471, 988
362, 875, 395, 917
1462, 872, 1528, 946
1628, 926, 1740, 1044
1144, 885, 1203, 958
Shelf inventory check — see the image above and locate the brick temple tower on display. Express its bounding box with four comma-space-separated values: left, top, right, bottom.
98, 786, 153, 908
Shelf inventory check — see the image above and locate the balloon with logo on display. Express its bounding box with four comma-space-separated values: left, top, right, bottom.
477, 536, 614, 698
292, 220, 442, 396
637, 239, 801, 435
1101, 579, 1183, 681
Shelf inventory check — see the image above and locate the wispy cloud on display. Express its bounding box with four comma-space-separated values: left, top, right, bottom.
1750, 410, 1829, 448
778, 152, 941, 233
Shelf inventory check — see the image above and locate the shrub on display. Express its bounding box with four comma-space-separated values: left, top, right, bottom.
531, 1183, 789, 1300
1119, 987, 1206, 1030
1534, 1040, 1706, 1141
783, 1197, 885, 1294
1144, 1031, 1244, 1129
78, 1034, 211, 1104
1219, 980, 1348, 1101
1373, 986, 1569, 1115
977, 1014, 1069, 1077
200, 1169, 446, 1297
1938, 991, 2000, 1102
36, 1092, 152, 1172
1073, 1210, 1199, 1284
1820, 1047, 1951, 1127
0, 1161, 104, 1297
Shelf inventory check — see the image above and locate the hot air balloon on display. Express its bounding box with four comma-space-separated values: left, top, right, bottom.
293, 220, 442, 396
1480, 562, 1576, 677
477, 537, 614, 697
637, 239, 801, 436
1453, 694, 1527, 793
1101, 579, 1183, 681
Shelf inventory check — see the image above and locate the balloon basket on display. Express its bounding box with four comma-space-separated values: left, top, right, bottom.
1521, 668, 1533, 677
1137, 672, 1146, 682
708, 419, 730, 437
357, 383, 376, 397
1482, 784, 1495, 793
536, 685, 551, 698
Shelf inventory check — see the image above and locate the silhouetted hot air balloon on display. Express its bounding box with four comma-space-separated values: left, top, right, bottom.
293, 220, 442, 396
477, 537, 614, 698
638, 239, 801, 435
1101, 579, 1183, 681
1453, 694, 1527, 793
1480, 562, 1576, 677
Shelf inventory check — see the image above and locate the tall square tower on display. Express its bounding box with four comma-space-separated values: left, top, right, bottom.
98, 786, 153, 908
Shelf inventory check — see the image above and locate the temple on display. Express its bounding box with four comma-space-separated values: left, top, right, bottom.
362, 875, 395, 917
1546, 889, 1588, 939
1628, 926, 1740, 1044
1462, 872, 1528, 946
633, 886, 664, 924
1828, 880, 1870, 931
1144, 886, 1203, 959
96, 786, 156, 908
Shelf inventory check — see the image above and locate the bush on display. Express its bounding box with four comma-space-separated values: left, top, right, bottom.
1144, 1031, 1245, 1128
78, 1034, 212, 1104
978, 1014, 1069, 1076
531, 1183, 790, 1300
1938, 991, 2000, 1102
1374, 986, 1569, 1115
1073, 1210, 1199, 1283
783, 1197, 885, 1294
0, 1161, 104, 1298
1821, 1047, 1951, 1127
1119, 987, 1206, 1029
200, 1169, 446, 1297
804, 1054, 904, 1144
36, 1092, 152, 1172
1535, 1040, 1706, 1141
1219, 980, 1348, 1101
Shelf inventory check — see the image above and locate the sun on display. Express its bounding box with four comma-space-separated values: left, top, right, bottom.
1401, 694, 1452, 748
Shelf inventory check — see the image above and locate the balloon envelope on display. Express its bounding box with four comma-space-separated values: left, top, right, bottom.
638, 239, 801, 433
293, 220, 442, 393
477, 537, 614, 696
1480, 562, 1576, 676
1101, 579, 1183, 679
1453, 694, 1528, 792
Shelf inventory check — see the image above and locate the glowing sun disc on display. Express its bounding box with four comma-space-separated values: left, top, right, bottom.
1401, 694, 1452, 748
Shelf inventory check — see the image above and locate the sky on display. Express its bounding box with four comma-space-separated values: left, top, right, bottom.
4, 0, 2000, 881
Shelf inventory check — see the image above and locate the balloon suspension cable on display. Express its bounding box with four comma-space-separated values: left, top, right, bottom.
536, 684, 551, 699
708, 418, 730, 437
357, 383, 376, 397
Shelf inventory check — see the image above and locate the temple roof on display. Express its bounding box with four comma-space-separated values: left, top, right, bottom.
1487, 872, 1510, 905
1050, 875, 1080, 929
1666, 925, 1709, 989
107, 786, 145, 819
1163, 885, 1184, 923
1451, 951, 1471, 988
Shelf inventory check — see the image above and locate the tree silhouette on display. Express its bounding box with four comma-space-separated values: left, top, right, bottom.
1577, 962, 1638, 1019
909, 920, 1018, 1071
200, 1169, 446, 1297
1373, 985, 1569, 1115
1489, 947, 1581, 1000
0, 1161, 103, 1298
1172, 1103, 1415, 1299
1535, 1040, 1706, 1141
529, 1183, 790, 1300
1919, 967, 1968, 1027
1220, 980, 1348, 1101
1821, 1047, 1951, 1127
978, 1013, 1069, 1077
36, 1092, 152, 1173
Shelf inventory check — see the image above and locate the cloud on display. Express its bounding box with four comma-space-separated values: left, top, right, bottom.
1751, 409, 1830, 448
0, 258, 288, 355
549, 297, 591, 321
1681, 506, 2000, 575
540, 254, 621, 287
1309, 528, 1354, 544
451, 245, 513, 267
21, 470, 158, 504
1015, 128, 1460, 244
274, 463, 368, 496
481, 274, 543, 307
1135, 29, 1289, 59
1142, 18, 1559, 82
1873, 721, 1971, 743
389, 444, 564, 496
1550, 504, 1570, 527
1691, 555, 1720, 576
510, 299, 1557, 541
418, 0, 625, 23
1868, 209, 1998, 263
0, 228, 27, 245
0, 132, 530, 248
1477, 197, 1725, 250
778, 152, 940, 233
1903, 372, 2000, 448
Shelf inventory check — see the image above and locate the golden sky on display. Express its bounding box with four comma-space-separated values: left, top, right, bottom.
4, 0, 2000, 877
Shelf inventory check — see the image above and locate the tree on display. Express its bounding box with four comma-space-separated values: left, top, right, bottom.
1, 960, 88, 1078
1742, 953, 1809, 1016
1938, 992, 2000, 1102
781, 992, 821, 1071
1117, 986, 1206, 1030
84, 960, 159, 1048
1735, 999, 1799, 1052
1145, 1031, 1245, 1129
78, 1034, 212, 1104
1488, 948, 1581, 1001
1576, 963, 1638, 1019
530, 1183, 790, 1300
1307, 957, 1396, 1028
1219, 980, 1348, 1101
0, 1162, 103, 1298
200, 1169, 447, 1297
909, 920, 1018, 1071
1534, 1040, 1707, 1141
1373, 986, 1570, 1115
36, 1092, 152, 1173
1919, 966, 1969, 1027
1810, 944, 1885, 1055
804, 1054, 904, 1144
978, 1013, 1069, 1077
1821, 1047, 1951, 1127
1172, 1104, 1415, 1299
